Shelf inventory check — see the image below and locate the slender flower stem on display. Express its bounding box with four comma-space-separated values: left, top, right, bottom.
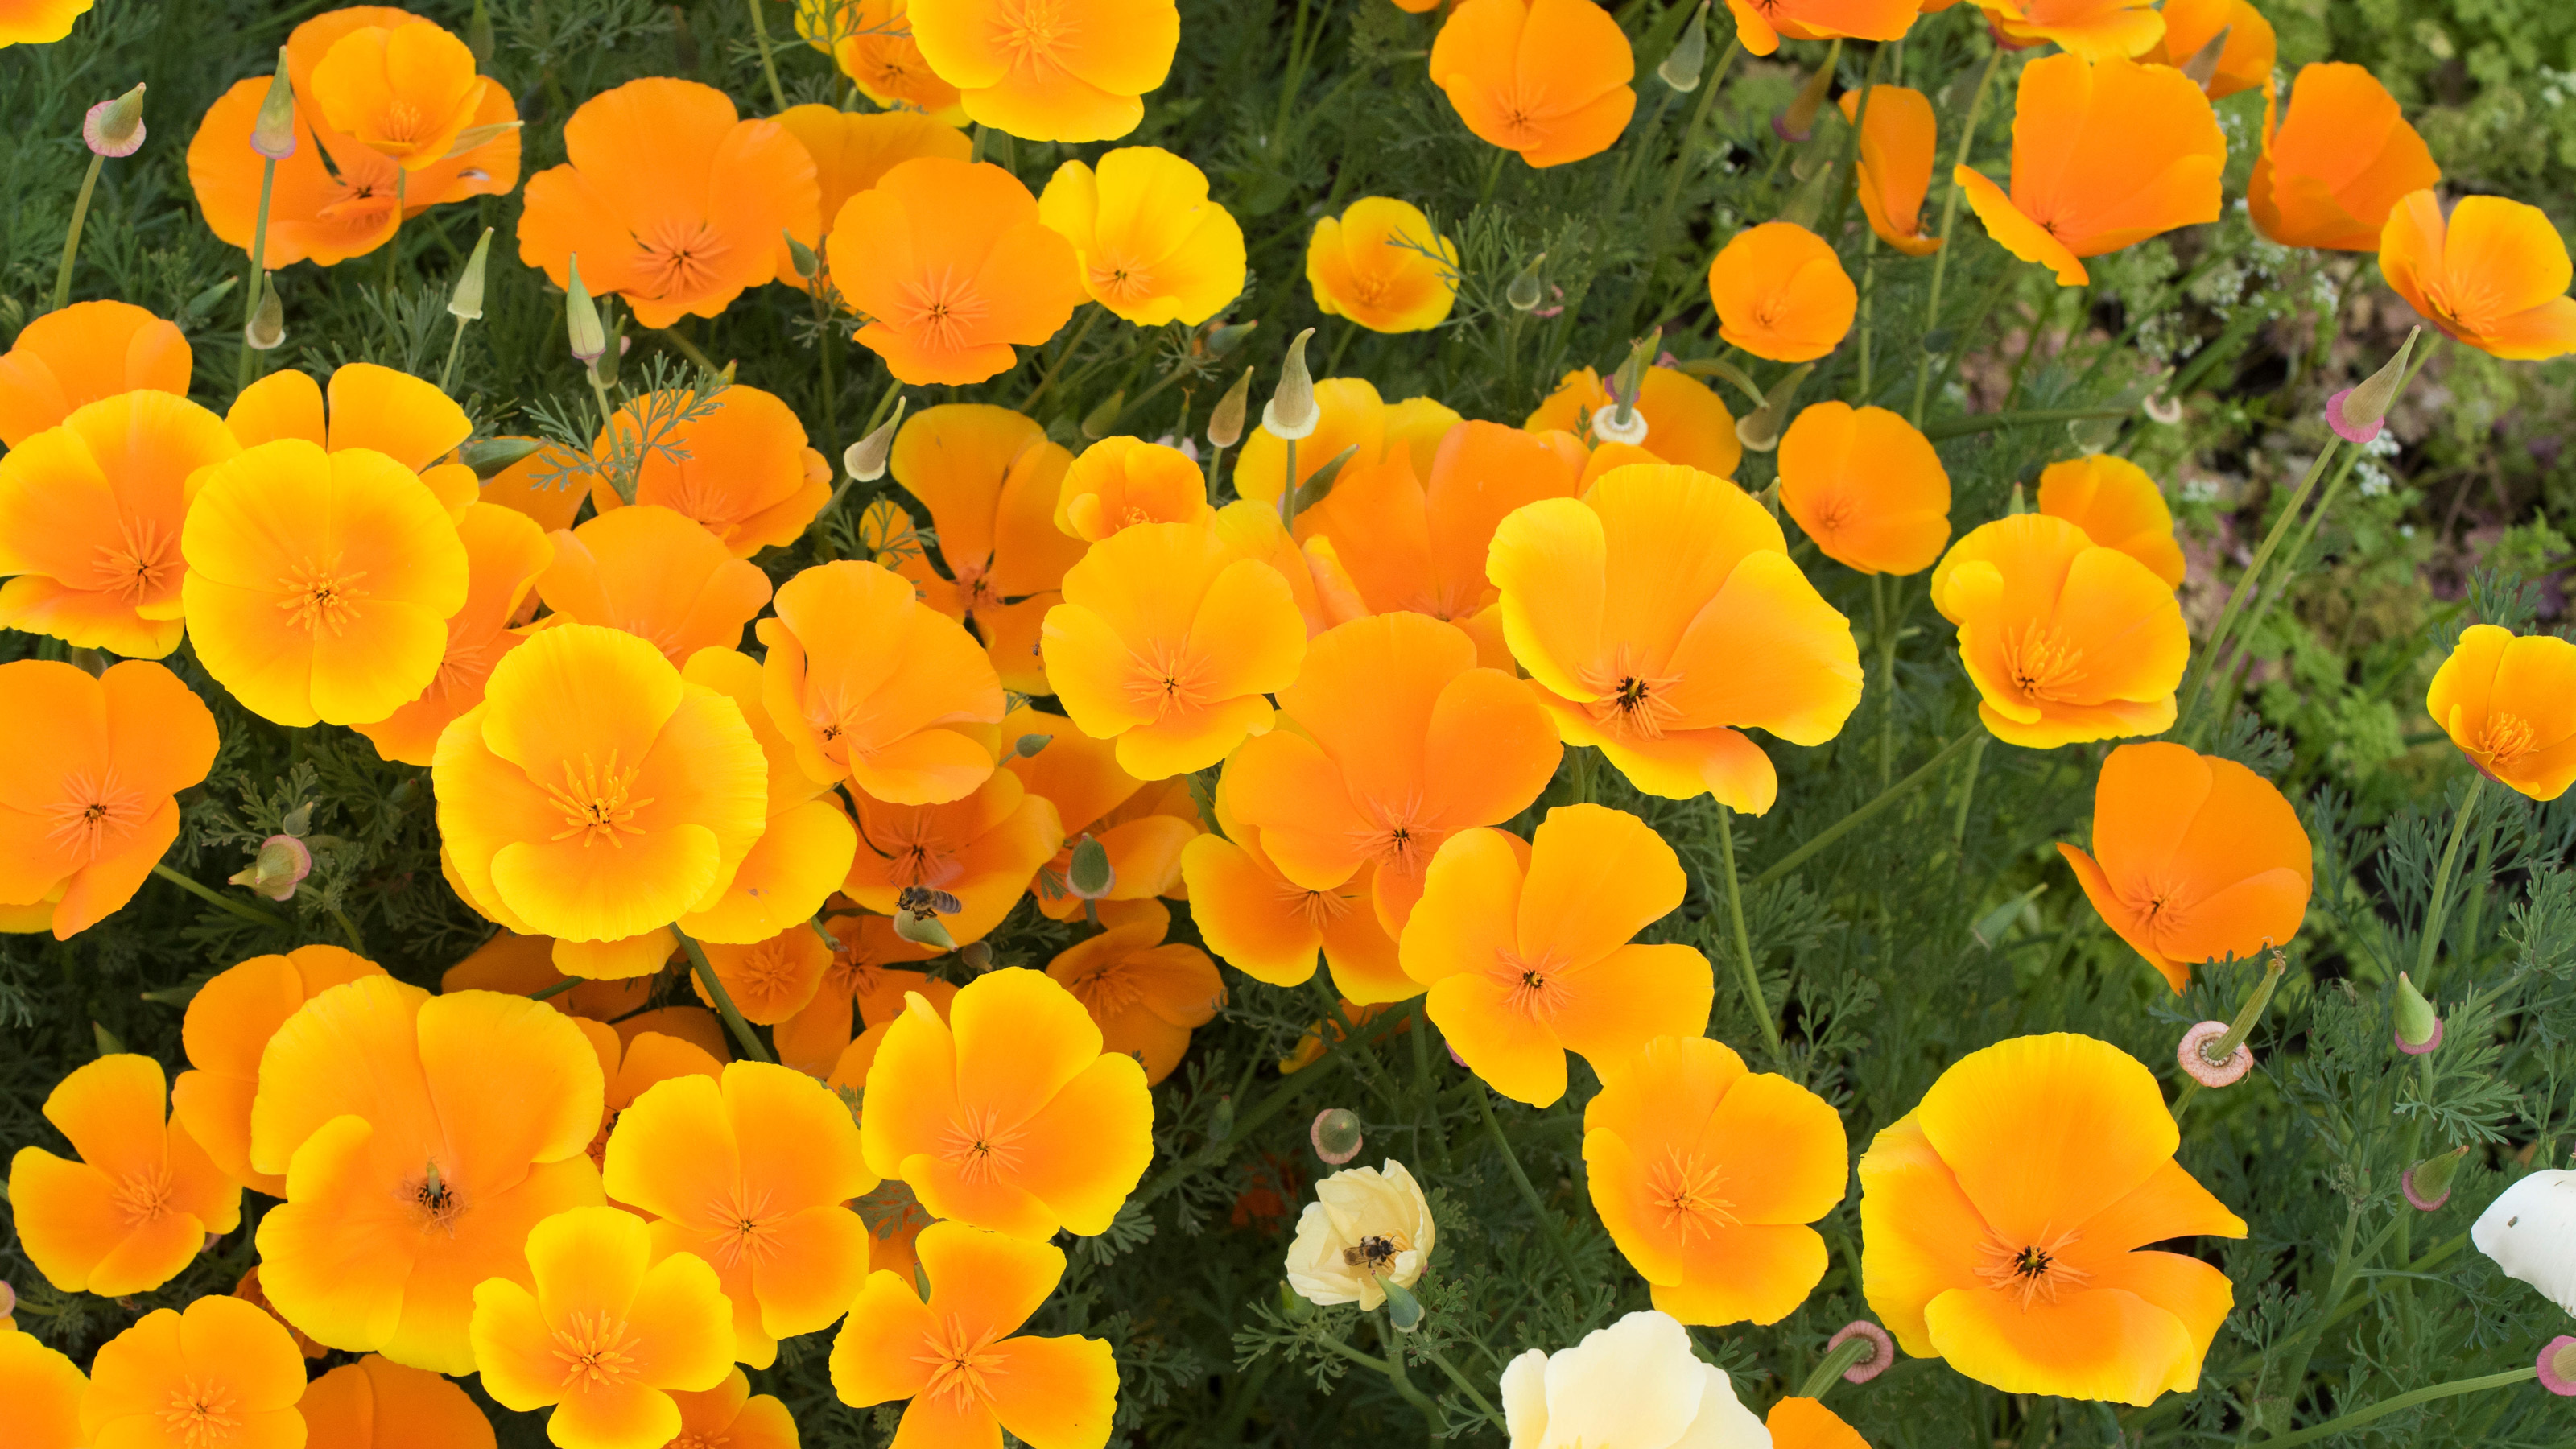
745, 0, 790, 114
2414, 775, 2485, 989
52, 153, 105, 312
151, 863, 287, 929
1313, 1332, 1441, 1429
1418, 1342, 1505, 1429
439, 315, 470, 393
1919, 405, 2129, 442
652, 324, 722, 375
1907, 46, 2004, 427
2174, 439, 2344, 737
1715, 804, 1784, 1061
236, 155, 279, 390
1755, 728, 1979, 887
1278, 436, 1300, 528
1020, 306, 1097, 415
2257, 1367, 2535, 1447
1132, 1051, 1347, 1208
382, 169, 406, 294
1474, 1088, 1584, 1285
326, 902, 366, 956
675, 927, 772, 1062
527, 976, 582, 1001
1643, 39, 1741, 261
2173, 951, 2286, 1120
1795, 1335, 1875, 1400
1377, 1314, 1443, 1434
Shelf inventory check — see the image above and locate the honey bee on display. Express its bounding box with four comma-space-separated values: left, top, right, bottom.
898, 885, 962, 916
1340, 1234, 1402, 1273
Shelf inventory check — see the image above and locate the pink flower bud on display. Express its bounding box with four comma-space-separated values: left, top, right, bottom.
2177, 1021, 2252, 1088
227, 833, 311, 902
84, 83, 147, 159
1826, 1320, 1896, 1384
2540, 1336, 2576, 1397
1311, 1108, 1364, 1165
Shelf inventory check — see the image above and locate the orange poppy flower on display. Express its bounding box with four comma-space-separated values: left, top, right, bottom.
1858, 1033, 2246, 1405
1707, 222, 1857, 363
906, 0, 1176, 142
2142, 0, 2274, 100
237, 1261, 330, 1359
694, 925, 833, 1025
828, 157, 1086, 385
0, 299, 189, 447
1038, 146, 1248, 327
1584, 1035, 1846, 1325
807, 0, 968, 123
7, 1055, 238, 1296
1402, 804, 1715, 1108
2035, 454, 2185, 588
861, 968, 1154, 1238
81, 1297, 308, 1449
0, 0, 92, 46
2380, 191, 2576, 361
534, 505, 772, 667
0, 390, 238, 658
887, 404, 1086, 696
1046, 898, 1224, 1085
0, 1329, 85, 1449
617, 1006, 733, 1062
2426, 625, 2576, 801
759, 559, 1006, 806
307, 17, 489, 168
1726, 0, 1917, 54
1002, 705, 1201, 919
1973, 0, 2161, 59
775, 914, 946, 1075
1767, 1397, 1869, 1449
1058, 436, 1213, 541
518, 77, 819, 328
1212, 498, 1373, 640
285, 8, 522, 182
1307, 196, 1460, 334
774, 102, 972, 281
675, 646, 862, 944
1777, 402, 1952, 576
1930, 514, 2187, 749
475, 440, 587, 535
1488, 464, 1862, 811
1041, 521, 1308, 779
1956, 55, 2223, 287
1224, 612, 1559, 935
299, 1354, 497, 1449
433, 623, 770, 956
587, 384, 832, 559
1237, 378, 1461, 510
2247, 65, 2438, 254
469, 1205, 735, 1442
602, 1061, 879, 1366
250, 978, 606, 1373
664, 1368, 798, 1449
2059, 743, 2312, 991
1526, 365, 1742, 479
441, 929, 656, 1024
227, 361, 481, 516
1179, 776, 1412, 1003
353, 502, 554, 766
1428, 0, 1636, 168
173, 943, 387, 1195
572, 1020, 723, 1169
843, 768, 1065, 943
1838, 85, 1942, 256
180, 440, 469, 727
0, 658, 217, 939
828, 1222, 1118, 1445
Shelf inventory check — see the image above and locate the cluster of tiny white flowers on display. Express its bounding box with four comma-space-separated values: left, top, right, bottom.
2353, 427, 2402, 497
2180, 477, 2222, 506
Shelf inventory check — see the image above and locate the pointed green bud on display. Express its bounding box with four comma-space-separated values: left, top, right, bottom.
893, 908, 956, 951
227, 835, 312, 902
1380, 1277, 1425, 1331
565, 256, 606, 365
1080, 390, 1125, 440
844, 396, 906, 482
1777, 163, 1836, 229
1209, 1094, 1236, 1141
2327, 326, 2420, 444
2401, 1145, 2469, 1212
1657, 2, 1710, 92
2394, 970, 2444, 1054
95, 1022, 125, 1058
2180, 24, 2231, 90
1600, 327, 1660, 440
1506, 253, 1547, 312
1013, 733, 1051, 758
84, 82, 147, 159
467, 0, 497, 67
1203, 318, 1257, 357
440, 120, 521, 161
245, 274, 286, 351
1772, 39, 1840, 144
783, 228, 820, 283
460, 436, 543, 477
448, 228, 494, 320
958, 940, 996, 973
1208, 366, 1254, 450
1733, 362, 1814, 452
2008, 481, 2029, 515
1067, 835, 1115, 899
250, 49, 297, 161
1261, 328, 1319, 440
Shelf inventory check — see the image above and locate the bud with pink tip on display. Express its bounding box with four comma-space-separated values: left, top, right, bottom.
2326, 328, 2419, 444
2402, 1146, 2469, 1212
250, 50, 296, 161
2177, 1020, 2253, 1088
228, 833, 311, 902
1772, 48, 1838, 143
2394, 970, 2443, 1055
1825, 1320, 1896, 1385
84, 83, 147, 159
2541, 1336, 2576, 1397
1311, 1108, 1363, 1165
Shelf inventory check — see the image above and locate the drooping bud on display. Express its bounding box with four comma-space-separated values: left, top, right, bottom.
250, 50, 297, 161
2394, 969, 2443, 1055
782, 228, 820, 283
228, 834, 312, 902
1657, 1, 1710, 92
1772, 39, 1840, 143
2326, 326, 2420, 444
1080, 390, 1125, 440
844, 396, 906, 481
1013, 733, 1051, 758
564, 256, 606, 365
460, 436, 543, 477
958, 939, 995, 972
448, 227, 494, 320
1067, 835, 1115, 900
1824, 1320, 1896, 1385
2541, 1337, 2576, 1398
2401, 1145, 2470, 1212
892, 908, 956, 951
467, 0, 497, 68
245, 274, 286, 351
1203, 318, 1257, 357
2176, 1020, 2252, 1088
1506, 253, 1547, 312
84, 82, 147, 159
1380, 1276, 1425, 1331
1208, 366, 1253, 450
1261, 328, 1319, 440
1733, 362, 1814, 452
1310, 1108, 1363, 1165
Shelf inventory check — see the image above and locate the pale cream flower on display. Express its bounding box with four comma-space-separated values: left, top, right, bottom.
1284, 1158, 1435, 1311
2473, 1170, 2576, 1315
1501, 1311, 1771, 1449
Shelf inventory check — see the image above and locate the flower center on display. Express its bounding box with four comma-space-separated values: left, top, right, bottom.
865, 816, 965, 892
2420, 267, 2509, 336
637, 219, 733, 301
916, 1315, 1009, 1407
112, 1165, 176, 1227
2000, 621, 2085, 704
708, 1184, 785, 1270
1578, 651, 1686, 740
156, 1377, 241, 1448
1645, 1150, 1737, 1237
1493, 949, 1571, 1020
44, 768, 148, 862
551, 1308, 645, 1390
91, 514, 179, 606
543, 749, 654, 848
939, 1105, 1026, 1185
407, 1159, 466, 1232
276, 555, 369, 635
1122, 638, 1216, 721
1976, 1225, 2091, 1310
895, 266, 991, 354
1092, 258, 1156, 304
729, 943, 806, 1010
1067, 960, 1145, 1018
992, 0, 1071, 69
1285, 878, 1356, 929
2480, 711, 2538, 767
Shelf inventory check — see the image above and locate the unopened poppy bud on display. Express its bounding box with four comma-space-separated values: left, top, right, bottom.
1279, 1278, 1315, 1320
439, 120, 522, 161
844, 397, 906, 482
1734, 362, 1814, 452
2176, 1020, 2252, 1088
467, 0, 497, 65
250, 50, 296, 161
94, 1021, 124, 1056
1080, 390, 1125, 440
2179, 24, 2232, 91
564, 256, 606, 364
1604, 326, 1658, 436
1380, 1276, 1425, 1331
449, 228, 494, 320
2540, 1337, 2576, 1397
1208, 366, 1254, 449
1310, 1108, 1363, 1165
958, 939, 995, 972
2394, 969, 2444, 1054
85, 82, 147, 159
460, 436, 543, 477
2402, 1145, 2470, 1212
245, 275, 286, 351
893, 908, 956, 950
1067, 835, 1114, 899
1013, 733, 1050, 758
1824, 1320, 1896, 1385
1773, 43, 1839, 144
1777, 159, 1836, 230
1658, 1, 1709, 92
228, 834, 312, 902
1210, 1094, 1236, 1141
1506, 254, 1547, 311
1262, 328, 1319, 440
1203, 318, 1257, 357
2326, 326, 2420, 444
280, 801, 314, 836
782, 228, 820, 283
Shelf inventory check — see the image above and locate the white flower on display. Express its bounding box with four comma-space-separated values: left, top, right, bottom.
2473, 1170, 2576, 1315
1501, 1311, 1770, 1449
1284, 1159, 1435, 1311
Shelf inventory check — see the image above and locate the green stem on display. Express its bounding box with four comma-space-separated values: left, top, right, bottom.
1474, 1087, 1584, 1286
1949, 732, 1988, 857
1418, 1342, 1505, 1430
2414, 775, 2485, 989
326, 902, 366, 956
151, 862, 287, 930
1132, 1051, 1347, 1208
1796, 1335, 1875, 1400
1715, 804, 1784, 1061
746, 0, 790, 113
1377, 1315, 1442, 1435
1908, 46, 2004, 427
439, 316, 469, 393
1644, 39, 1740, 260
52, 153, 104, 312
235, 155, 279, 391
2258, 1368, 2535, 1447
528, 976, 582, 1001
675, 927, 772, 1062
816, 308, 842, 463
1919, 406, 2129, 442
1020, 306, 1097, 415
2175, 439, 2350, 740
1818, 43, 1880, 246
1755, 728, 1979, 886
652, 324, 721, 375
1277, 436, 1299, 528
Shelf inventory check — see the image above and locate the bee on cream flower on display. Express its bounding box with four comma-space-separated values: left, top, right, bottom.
1285, 1159, 1435, 1312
